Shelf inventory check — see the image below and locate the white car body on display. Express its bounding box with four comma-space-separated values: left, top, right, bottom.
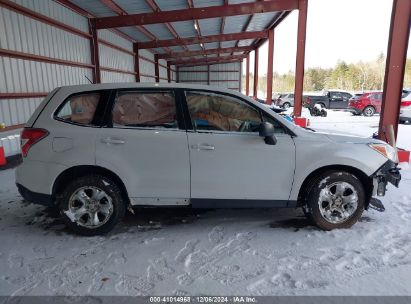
16, 83, 399, 208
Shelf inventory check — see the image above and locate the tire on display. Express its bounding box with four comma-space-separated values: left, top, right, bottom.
283, 102, 291, 110
304, 171, 365, 230
363, 106, 375, 117
58, 175, 126, 236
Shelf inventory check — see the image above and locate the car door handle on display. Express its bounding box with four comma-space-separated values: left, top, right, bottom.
101, 137, 125, 145
191, 144, 215, 151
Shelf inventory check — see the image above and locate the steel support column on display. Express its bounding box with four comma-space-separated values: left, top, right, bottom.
167, 62, 171, 83
154, 54, 160, 83
89, 19, 101, 83
133, 43, 140, 82
246, 54, 250, 96
266, 29, 274, 104
293, 0, 308, 117
378, 0, 411, 143
253, 48, 259, 99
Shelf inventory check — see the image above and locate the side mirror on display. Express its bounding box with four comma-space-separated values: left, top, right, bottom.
259, 122, 277, 145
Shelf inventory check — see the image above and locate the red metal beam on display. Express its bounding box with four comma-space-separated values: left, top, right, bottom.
99, 0, 171, 54
0, 93, 48, 99
170, 54, 246, 66
55, 0, 137, 43
266, 29, 274, 104
246, 54, 250, 96
176, 59, 243, 68
253, 49, 259, 99
133, 43, 140, 82
232, 0, 263, 54
100, 66, 136, 75
158, 46, 254, 59
0, 0, 91, 39
219, 0, 229, 54
293, 0, 308, 117
154, 54, 160, 83
139, 31, 268, 49
253, 11, 290, 50
95, 0, 299, 29
54, 0, 93, 17
98, 39, 135, 56
89, 19, 101, 83
0, 48, 94, 69
187, 0, 206, 52
378, 0, 411, 143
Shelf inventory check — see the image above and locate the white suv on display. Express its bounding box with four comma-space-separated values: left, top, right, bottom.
16, 83, 401, 235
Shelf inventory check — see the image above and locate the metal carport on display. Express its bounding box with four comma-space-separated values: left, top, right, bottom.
0, 0, 410, 160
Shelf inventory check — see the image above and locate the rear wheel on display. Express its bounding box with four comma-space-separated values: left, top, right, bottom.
304, 171, 365, 230
283, 102, 291, 110
363, 106, 375, 117
58, 175, 126, 236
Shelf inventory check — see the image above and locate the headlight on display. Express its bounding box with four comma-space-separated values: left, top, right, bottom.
368, 143, 398, 163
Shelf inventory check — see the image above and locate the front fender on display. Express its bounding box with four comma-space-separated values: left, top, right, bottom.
289, 138, 388, 201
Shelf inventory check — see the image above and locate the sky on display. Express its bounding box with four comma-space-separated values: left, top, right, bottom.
244, 0, 411, 75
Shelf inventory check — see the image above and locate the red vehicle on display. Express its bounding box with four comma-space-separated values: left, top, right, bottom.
348, 92, 382, 116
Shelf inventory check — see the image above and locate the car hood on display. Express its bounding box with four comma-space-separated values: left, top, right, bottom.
322, 132, 383, 144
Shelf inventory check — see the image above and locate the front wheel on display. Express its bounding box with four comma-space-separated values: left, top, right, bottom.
305, 171, 365, 230
283, 102, 291, 110
363, 106, 375, 117
58, 175, 126, 236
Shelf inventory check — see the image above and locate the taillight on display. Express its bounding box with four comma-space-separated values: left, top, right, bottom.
20, 128, 49, 157
401, 101, 411, 107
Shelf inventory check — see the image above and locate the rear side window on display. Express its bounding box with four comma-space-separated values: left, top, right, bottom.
56, 93, 100, 125
111, 91, 178, 129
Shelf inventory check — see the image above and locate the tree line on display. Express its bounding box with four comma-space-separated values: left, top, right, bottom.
243, 54, 411, 94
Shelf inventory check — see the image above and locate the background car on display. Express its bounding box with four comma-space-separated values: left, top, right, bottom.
348, 92, 383, 116
400, 91, 411, 123
274, 93, 294, 109
304, 90, 352, 109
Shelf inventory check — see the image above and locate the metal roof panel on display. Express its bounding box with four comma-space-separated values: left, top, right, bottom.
198, 18, 222, 36
156, 0, 188, 10
223, 15, 250, 34
114, 0, 153, 13
144, 24, 174, 40
70, 0, 116, 17
192, 0, 224, 7
171, 21, 198, 38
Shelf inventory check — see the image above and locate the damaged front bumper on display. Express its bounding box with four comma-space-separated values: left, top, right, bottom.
371, 160, 401, 196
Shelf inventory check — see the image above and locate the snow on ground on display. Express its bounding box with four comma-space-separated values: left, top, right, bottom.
0, 110, 410, 296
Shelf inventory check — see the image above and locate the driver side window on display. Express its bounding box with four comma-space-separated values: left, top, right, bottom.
186, 91, 261, 132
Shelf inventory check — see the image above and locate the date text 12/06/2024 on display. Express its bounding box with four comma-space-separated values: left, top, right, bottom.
149, 296, 257, 303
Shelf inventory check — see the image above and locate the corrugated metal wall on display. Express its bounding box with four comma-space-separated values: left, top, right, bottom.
139, 49, 156, 83
98, 29, 135, 83
178, 62, 241, 91
0, 0, 175, 156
